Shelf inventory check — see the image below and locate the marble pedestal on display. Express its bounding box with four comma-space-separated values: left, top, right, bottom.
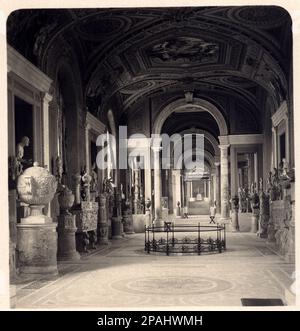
112, 216, 123, 239
154, 218, 164, 232
175, 206, 181, 218
17, 218, 58, 275
230, 210, 240, 232
251, 209, 259, 233
98, 222, 109, 245
145, 210, 152, 227
123, 212, 135, 234
161, 208, 169, 220
57, 214, 80, 261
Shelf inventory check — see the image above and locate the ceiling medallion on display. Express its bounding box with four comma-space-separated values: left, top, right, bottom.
147, 36, 219, 65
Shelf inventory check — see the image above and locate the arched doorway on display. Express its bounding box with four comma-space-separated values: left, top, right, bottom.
152, 97, 228, 219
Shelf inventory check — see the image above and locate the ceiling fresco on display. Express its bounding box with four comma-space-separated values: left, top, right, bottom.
7, 6, 292, 124
146, 37, 219, 65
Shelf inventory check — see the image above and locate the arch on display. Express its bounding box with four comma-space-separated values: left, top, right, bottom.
153, 98, 228, 136
179, 128, 220, 156
107, 109, 117, 137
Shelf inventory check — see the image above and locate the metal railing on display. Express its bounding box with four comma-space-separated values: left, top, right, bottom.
145, 222, 226, 255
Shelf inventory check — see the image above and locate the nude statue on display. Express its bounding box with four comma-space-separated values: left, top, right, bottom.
16, 136, 31, 173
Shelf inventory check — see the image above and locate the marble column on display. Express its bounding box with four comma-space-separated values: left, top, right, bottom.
230, 145, 237, 197
214, 162, 221, 213
133, 165, 140, 214
152, 146, 163, 227
284, 114, 290, 163
219, 145, 230, 222
172, 169, 181, 212
247, 153, 254, 190
42, 92, 53, 217
85, 123, 91, 174
271, 127, 278, 168
254, 152, 258, 185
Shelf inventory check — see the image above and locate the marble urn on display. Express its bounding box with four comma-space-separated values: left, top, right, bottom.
16, 162, 58, 275
17, 162, 57, 223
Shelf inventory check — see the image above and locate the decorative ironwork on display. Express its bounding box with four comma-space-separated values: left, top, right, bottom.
145, 222, 226, 255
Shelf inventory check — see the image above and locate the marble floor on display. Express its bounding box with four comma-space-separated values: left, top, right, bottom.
13, 220, 295, 309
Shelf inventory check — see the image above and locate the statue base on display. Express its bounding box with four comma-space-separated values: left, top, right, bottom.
111, 216, 123, 239
230, 211, 240, 232
57, 214, 80, 261
250, 209, 259, 233
98, 222, 109, 245
17, 220, 58, 276
154, 219, 164, 231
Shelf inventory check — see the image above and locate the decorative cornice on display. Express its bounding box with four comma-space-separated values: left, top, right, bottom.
227, 134, 264, 145
271, 100, 288, 127
86, 111, 106, 134
7, 45, 52, 93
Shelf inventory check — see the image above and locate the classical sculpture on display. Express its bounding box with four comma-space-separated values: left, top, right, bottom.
15, 136, 31, 174
81, 167, 92, 202
145, 198, 152, 211
90, 162, 98, 193
103, 177, 114, 195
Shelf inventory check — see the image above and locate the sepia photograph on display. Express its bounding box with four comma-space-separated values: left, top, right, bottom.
1, 1, 298, 312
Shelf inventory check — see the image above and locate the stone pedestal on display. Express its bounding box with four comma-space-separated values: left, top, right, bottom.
73, 201, 99, 252
175, 206, 181, 218
17, 220, 58, 275
145, 210, 152, 227
57, 214, 80, 261
123, 212, 135, 234
230, 210, 240, 232
161, 208, 169, 220
112, 216, 123, 239
251, 208, 259, 233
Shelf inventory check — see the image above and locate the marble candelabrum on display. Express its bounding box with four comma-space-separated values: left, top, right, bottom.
250, 192, 260, 233
16, 162, 58, 275
97, 193, 109, 245
57, 185, 80, 261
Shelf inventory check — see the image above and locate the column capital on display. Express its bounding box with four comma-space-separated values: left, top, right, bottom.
41, 92, 53, 103
218, 144, 230, 150
151, 145, 162, 153
218, 135, 230, 145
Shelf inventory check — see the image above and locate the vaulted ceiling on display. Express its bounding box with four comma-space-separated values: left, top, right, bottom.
7, 6, 292, 121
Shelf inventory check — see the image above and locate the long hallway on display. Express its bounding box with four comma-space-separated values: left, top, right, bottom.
14, 231, 294, 309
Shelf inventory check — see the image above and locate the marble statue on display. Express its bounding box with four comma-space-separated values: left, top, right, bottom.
16, 136, 31, 174
81, 167, 91, 202
103, 177, 114, 195
90, 162, 98, 193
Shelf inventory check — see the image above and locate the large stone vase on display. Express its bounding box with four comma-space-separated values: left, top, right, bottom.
16, 162, 58, 275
